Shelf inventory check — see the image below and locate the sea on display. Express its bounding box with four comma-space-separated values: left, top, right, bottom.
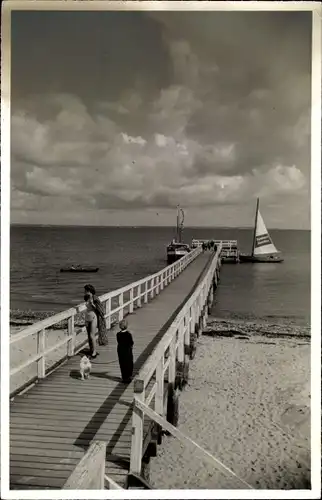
10, 225, 310, 331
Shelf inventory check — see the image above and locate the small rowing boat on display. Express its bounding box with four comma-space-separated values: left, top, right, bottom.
60, 266, 99, 273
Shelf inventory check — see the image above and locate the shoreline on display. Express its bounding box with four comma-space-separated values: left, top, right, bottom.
10, 308, 310, 335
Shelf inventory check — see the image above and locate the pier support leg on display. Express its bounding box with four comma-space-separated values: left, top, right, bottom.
207, 288, 214, 315
175, 361, 184, 391
166, 383, 179, 428
141, 456, 151, 482
189, 333, 197, 360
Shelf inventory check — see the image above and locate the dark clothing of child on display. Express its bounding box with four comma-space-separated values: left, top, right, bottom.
116, 329, 134, 383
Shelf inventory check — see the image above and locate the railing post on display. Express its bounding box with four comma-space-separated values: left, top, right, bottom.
155, 356, 164, 416
150, 277, 155, 299
184, 315, 190, 380
169, 334, 176, 386
189, 306, 195, 334
105, 298, 111, 329
144, 281, 149, 303
202, 285, 208, 329
130, 384, 145, 476
184, 314, 190, 355
156, 276, 160, 295
160, 272, 164, 291
63, 441, 106, 489
67, 314, 75, 356
37, 329, 46, 378
178, 321, 185, 365
129, 288, 134, 314
118, 293, 124, 322
137, 284, 142, 308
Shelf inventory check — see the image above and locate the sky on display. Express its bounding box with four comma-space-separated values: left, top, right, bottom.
10, 8, 312, 228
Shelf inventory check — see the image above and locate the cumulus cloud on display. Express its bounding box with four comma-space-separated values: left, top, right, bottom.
10, 10, 311, 227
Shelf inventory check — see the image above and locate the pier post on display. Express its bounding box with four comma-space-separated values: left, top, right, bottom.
130, 385, 145, 476
150, 278, 155, 299
155, 356, 164, 416
166, 333, 179, 427
144, 282, 149, 303
105, 298, 111, 329
37, 329, 46, 379
137, 284, 142, 308
182, 315, 190, 386
176, 320, 185, 390
207, 286, 214, 315
67, 314, 75, 357
155, 355, 165, 444
160, 272, 164, 291
202, 305, 208, 329
118, 293, 124, 322
129, 288, 134, 314
213, 270, 218, 289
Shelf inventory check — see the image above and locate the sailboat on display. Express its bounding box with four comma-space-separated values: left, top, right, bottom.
166, 205, 191, 264
239, 198, 284, 263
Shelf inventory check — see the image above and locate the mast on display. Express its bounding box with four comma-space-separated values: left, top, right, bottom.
251, 198, 259, 257
179, 208, 184, 242
176, 205, 184, 242
176, 205, 180, 242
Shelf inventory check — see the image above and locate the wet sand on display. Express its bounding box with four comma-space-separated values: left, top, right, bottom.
150, 323, 310, 489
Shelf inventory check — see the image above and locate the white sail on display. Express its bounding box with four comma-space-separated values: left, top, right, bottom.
253, 209, 279, 256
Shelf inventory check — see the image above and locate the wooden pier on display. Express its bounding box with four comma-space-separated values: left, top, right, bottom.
192, 239, 239, 262
9, 245, 223, 490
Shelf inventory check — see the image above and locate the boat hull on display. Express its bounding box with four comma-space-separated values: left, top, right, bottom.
167, 252, 188, 265
239, 254, 283, 263
60, 268, 99, 273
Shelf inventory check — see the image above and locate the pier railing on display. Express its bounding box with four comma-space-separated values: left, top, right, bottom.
129, 244, 222, 475
10, 245, 202, 396
192, 239, 239, 261
63, 441, 124, 490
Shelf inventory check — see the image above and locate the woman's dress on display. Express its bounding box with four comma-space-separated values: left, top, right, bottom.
93, 296, 109, 345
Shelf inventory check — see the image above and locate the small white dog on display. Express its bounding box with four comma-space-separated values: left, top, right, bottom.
79, 355, 92, 380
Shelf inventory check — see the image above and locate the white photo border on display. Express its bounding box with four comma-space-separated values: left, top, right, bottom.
1, 1, 321, 499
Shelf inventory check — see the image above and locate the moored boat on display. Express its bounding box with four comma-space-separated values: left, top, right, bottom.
166, 206, 191, 264
239, 198, 283, 263
60, 266, 99, 273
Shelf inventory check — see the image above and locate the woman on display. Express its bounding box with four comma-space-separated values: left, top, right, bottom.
84, 293, 98, 358
84, 284, 109, 345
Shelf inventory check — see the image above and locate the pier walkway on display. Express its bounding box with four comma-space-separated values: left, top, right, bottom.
10, 250, 215, 490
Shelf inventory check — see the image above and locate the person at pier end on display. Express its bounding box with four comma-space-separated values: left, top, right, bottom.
84, 284, 109, 345
84, 293, 99, 359
116, 319, 134, 383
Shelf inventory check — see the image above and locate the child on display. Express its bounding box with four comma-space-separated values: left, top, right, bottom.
116, 319, 134, 383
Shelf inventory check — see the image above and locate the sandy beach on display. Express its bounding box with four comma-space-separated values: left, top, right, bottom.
150, 321, 310, 490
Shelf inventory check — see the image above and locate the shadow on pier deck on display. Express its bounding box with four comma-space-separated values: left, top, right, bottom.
10, 252, 213, 490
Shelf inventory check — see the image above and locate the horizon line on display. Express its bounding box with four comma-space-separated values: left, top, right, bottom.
10, 223, 310, 231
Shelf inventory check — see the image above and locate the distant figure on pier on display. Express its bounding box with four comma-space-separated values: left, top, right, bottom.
202, 242, 206, 252
84, 293, 98, 359
116, 319, 134, 384
84, 284, 108, 345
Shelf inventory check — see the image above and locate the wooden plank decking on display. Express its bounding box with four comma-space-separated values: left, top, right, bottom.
10, 252, 212, 490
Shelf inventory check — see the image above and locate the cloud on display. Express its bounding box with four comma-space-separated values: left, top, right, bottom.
10, 11, 311, 227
